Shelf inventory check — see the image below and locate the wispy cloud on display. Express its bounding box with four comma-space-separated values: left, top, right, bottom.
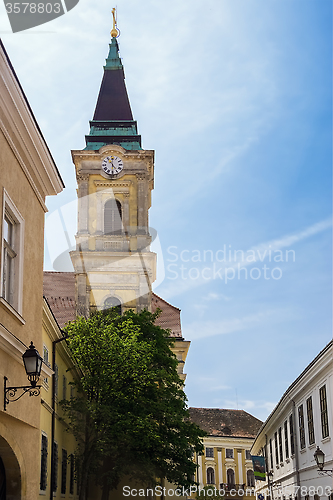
183, 307, 295, 340
222, 399, 277, 416
155, 217, 332, 299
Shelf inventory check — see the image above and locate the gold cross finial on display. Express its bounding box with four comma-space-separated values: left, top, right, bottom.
111, 8, 119, 38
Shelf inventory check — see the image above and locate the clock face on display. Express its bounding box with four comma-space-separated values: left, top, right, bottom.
102, 156, 123, 175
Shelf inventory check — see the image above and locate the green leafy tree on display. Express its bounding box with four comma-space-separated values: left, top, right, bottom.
61, 309, 205, 500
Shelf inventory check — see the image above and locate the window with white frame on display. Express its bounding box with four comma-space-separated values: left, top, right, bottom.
43, 345, 49, 384
289, 414, 295, 455
247, 469, 255, 487
278, 426, 283, 463
319, 385, 329, 438
63, 375, 67, 400
227, 468, 235, 487
206, 447, 214, 458
306, 396, 315, 445
284, 420, 289, 459
206, 467, 215, 484
54, 364, 59, 397
1, 191, 24, 313
245, 450, 251, 460
226, 448, 233, 459
298, 404, 306, 449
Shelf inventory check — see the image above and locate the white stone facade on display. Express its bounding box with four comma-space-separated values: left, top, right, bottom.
251, 341, 332, 500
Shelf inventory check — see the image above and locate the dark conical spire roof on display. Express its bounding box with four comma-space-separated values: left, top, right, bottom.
93, 38, 133, 121
85, 36, 141, 151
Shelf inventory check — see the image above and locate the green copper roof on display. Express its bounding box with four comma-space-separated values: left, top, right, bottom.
85, 36, 141, 151
104, 37, 123, 70
85, 120, 141, 151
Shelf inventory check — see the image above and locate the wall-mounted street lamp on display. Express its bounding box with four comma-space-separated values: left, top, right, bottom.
314, 446, 333, 476
4, 341, 43, 411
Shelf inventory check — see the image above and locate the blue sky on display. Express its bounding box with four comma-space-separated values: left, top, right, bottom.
1, 0, 331, 421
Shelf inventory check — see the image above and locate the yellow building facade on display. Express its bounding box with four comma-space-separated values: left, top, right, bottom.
190, 408, 262, 500
39, 298, 79, 499
0, 40, 63, 500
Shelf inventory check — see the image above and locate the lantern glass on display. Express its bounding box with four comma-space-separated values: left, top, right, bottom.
22, 342, 43, 378
314, 446, 325, 470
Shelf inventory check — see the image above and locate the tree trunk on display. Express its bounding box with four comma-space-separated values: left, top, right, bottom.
101, 481, 110, 500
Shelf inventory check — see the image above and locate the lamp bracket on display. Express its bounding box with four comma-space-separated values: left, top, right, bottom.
4, 377, 41, 411
318, 470, 333, 477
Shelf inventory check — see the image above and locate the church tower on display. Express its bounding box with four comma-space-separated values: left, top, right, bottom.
70, 14, 156, 317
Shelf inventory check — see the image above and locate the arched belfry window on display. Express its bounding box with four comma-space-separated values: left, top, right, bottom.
104, 296, 121, 315
104, 199, 122, 235
206, 467, 215, 485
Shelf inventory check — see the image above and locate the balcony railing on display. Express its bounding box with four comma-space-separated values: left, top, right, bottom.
219, 483, 247, 492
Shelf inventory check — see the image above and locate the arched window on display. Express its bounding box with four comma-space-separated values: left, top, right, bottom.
227, 468, 235, 487
247, 469, 255, 487
104, 296, 121, 315
104, 199, 122, 235
206, 467, 215, 485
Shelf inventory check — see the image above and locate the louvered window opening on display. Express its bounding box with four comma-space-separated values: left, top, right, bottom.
69, 454, 75, 495
104, 199, 122, 235
40, 435, 48, 491
52, 442, 58, 492
61, 449, 67, 494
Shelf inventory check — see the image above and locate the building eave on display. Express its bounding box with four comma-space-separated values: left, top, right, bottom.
0, 39, 64, 205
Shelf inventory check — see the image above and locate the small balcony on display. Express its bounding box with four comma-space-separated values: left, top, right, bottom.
219, 483, 247, 493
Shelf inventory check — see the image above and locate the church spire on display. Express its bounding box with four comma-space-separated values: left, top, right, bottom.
85, 10, 141, 151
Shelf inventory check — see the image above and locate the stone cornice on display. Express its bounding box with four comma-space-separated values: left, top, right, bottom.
94, 180, 132, 189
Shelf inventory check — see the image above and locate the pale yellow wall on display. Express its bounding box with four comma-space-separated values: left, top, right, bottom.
40, 314, 79, 499
0, 127, 46, 500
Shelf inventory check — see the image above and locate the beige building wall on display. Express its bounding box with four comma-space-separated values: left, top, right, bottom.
40, 300, 78, 499
0, 40, 63, 500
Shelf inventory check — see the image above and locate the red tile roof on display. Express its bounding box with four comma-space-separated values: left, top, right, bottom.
189, 408, 262, 438
43, 272, 76, 329
151, 293, 182, 338
43, 272, 182, 337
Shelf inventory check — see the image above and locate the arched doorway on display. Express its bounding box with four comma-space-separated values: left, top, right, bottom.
0, 456, 5, 500
0, 436, 21, 499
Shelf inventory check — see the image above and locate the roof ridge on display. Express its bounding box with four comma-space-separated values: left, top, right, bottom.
152, 292, 181, 311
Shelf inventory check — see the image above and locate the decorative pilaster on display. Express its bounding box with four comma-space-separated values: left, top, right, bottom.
123, 192, 130, 232
217, 448, 223, 487
237, 449, 243, 485
198, 454, 203, 487
96, 191, 103, 234
137, 174, 147, 235
77, 174, 89, 234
